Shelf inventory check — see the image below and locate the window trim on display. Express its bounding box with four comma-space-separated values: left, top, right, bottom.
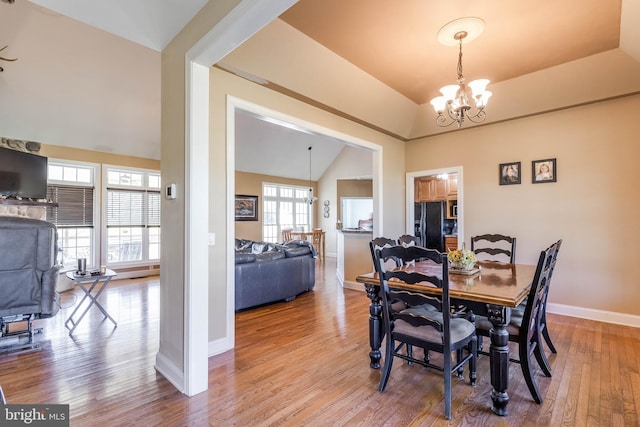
102, 164, 161, 268
262, 181, 313, 243
47, 158, 100, 268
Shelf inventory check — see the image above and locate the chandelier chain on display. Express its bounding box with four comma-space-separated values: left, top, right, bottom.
457, 38, 464, 83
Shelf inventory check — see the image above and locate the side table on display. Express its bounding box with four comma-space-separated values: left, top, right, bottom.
65, 269, 118, 335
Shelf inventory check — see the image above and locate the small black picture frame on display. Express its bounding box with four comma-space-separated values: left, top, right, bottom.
234, 194, 258, 221
532, 158, 557, 184
499, 161, 521, 185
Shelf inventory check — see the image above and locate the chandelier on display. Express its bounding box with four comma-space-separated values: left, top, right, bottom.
303, 146, 318, 205
430, 18, 492, 128
0, 45, 17, 73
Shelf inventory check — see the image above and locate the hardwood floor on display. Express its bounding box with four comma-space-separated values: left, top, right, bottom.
1, 258, 639, 426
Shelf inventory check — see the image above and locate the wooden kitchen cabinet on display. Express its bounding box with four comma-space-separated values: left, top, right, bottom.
415, 177, 448, 202
433, 178, 447, 200
447, 175, 458, 196
444, 236, 458, 252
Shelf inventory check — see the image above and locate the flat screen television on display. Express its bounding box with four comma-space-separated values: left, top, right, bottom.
0, 146, 48, 199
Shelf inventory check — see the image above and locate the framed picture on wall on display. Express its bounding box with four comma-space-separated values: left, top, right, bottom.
235, 194, 258, 221
532, 158, 557, 184
499, 161, 521, 185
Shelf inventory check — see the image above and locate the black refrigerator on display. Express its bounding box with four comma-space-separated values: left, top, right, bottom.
414, 201, 445, 252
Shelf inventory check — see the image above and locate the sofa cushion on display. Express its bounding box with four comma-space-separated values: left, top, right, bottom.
235, 253, 257, 264
255, 251, 285, 262
284, 246, 312, 258
235, 238, 253, 252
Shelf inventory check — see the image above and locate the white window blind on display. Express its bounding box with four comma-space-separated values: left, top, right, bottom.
107, 189, 144, 227
46, 185, 94, 227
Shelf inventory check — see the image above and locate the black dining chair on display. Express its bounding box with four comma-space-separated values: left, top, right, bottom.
397, 234, 419, 247
470, 234, 516, 263
373, 244, 477, 420
514, 240, 561, 355
369, 237, 401, 272
474, 239, 561, 404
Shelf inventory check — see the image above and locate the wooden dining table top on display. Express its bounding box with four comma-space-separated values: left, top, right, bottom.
290, 230, 325, 237
356, 260, 537, 307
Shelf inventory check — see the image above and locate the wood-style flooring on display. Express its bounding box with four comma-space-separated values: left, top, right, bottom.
0, 258, 639, 426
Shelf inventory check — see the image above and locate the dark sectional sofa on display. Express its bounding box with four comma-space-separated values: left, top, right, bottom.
235, 238, 316, 310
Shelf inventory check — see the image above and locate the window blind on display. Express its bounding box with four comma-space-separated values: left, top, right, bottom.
107, 188, 161, 227
46, 185, 94, 227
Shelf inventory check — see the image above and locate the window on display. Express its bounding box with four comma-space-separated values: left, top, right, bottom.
104, 166, 160, 265
262, 183, 311, 243
46, 161, 97, 269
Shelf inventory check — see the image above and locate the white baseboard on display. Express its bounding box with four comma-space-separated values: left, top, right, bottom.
547, 303, 640, 328
208, 336, 233, 357
342, 280, 363, 292
112, 268, 160, 280
154, 352, 185, 394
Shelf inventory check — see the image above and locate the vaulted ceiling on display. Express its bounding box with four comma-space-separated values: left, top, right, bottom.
0, 1, 638, 180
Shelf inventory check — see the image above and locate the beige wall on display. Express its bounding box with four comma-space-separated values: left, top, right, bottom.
235, 171, 315, 242
317, 146, 374, 257
41, 145, 160, 170
406, 94, 640, 316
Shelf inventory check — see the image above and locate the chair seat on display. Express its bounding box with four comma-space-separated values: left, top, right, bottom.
395, 316, 475, 344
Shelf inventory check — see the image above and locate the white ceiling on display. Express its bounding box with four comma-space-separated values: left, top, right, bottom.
29, 0, 208, 51
1, 1, 638, 180
235, 109, 347, 182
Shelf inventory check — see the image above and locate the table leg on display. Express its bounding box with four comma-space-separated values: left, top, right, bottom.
65, 277, 117, 335
65, 279, 100, 335
364, 283, 382, 369
488, 304, 511, 416
89, 277, 118, 326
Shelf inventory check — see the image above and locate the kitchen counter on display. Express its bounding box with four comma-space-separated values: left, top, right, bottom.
337, 229, 373, 291
340, 228, 373, 234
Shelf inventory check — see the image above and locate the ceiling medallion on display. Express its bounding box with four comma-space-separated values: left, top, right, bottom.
430, 17, 492, 128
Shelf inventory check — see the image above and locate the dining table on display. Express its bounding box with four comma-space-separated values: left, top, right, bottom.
290, 230, 325, 258
355, 260, 537, 416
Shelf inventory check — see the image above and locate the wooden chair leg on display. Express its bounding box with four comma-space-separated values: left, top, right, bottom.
469, 337, 477, 386
542, 323, 557, 353
379, 338, 395, 392
520, 342, 543, 404
533, 329, 552, 377
455, 349, 464, 378
443, 352, 452, 420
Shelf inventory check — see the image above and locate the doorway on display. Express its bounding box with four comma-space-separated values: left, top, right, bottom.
405, 167, 463, 249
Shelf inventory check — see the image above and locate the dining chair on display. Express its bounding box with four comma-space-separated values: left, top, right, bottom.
538, 241, 561, 353
397, 234, 419, 247
311, 228, 323, 257
513, 239, 562, 354
373, 244, 477, 420
470, 234, 516, 263
281, 228, 293, 242
474, 239, 561, 404
369, 237, 401, 272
